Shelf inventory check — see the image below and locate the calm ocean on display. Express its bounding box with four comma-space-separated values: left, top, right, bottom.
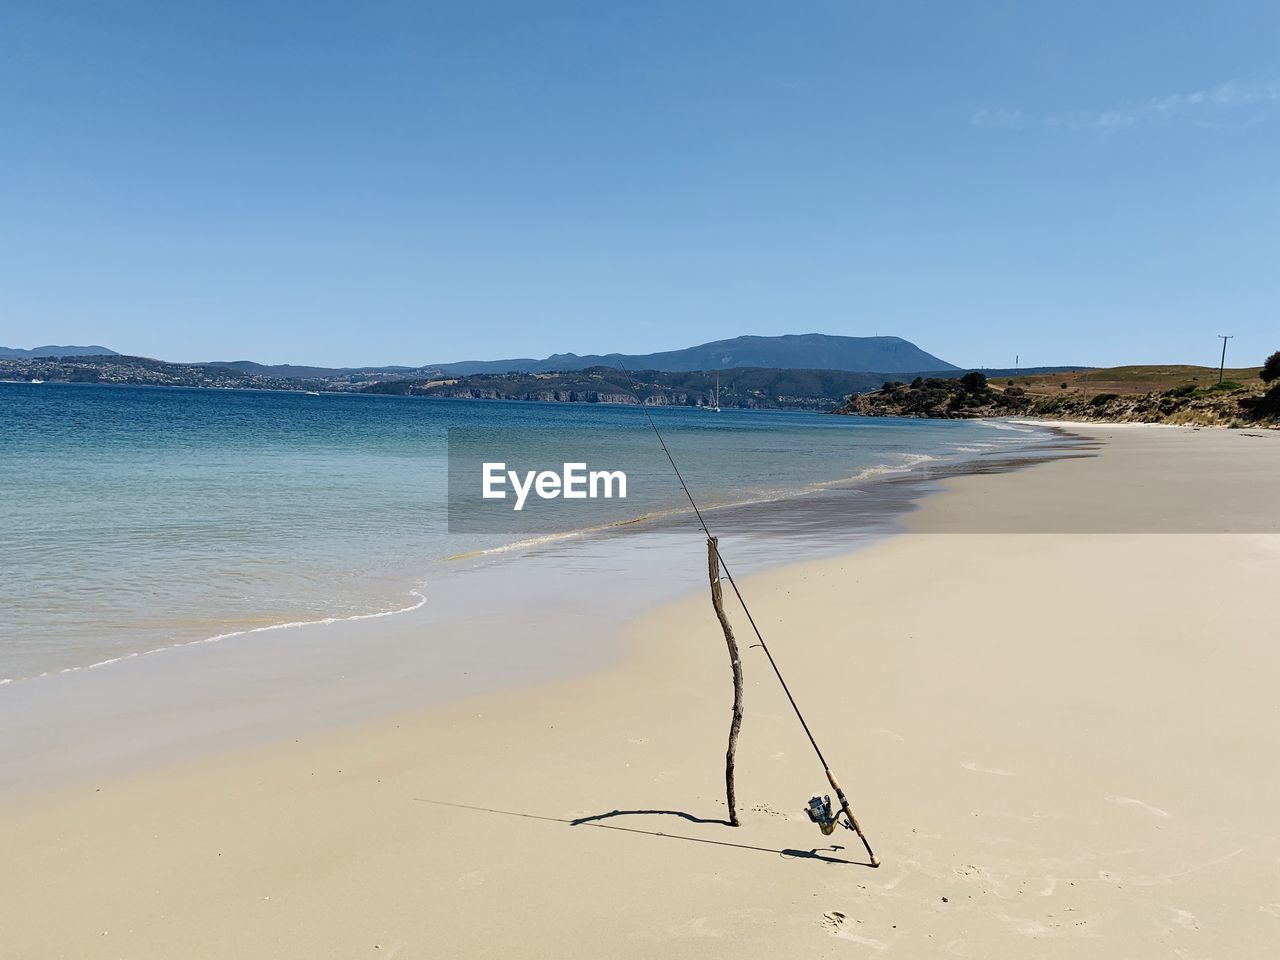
1, 382, 1054, 682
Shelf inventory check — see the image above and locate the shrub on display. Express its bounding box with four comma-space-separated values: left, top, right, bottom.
1089, 393, 1120, 406
959, 371, 988, 393
1240, 383, 1280, 421
1164, 383, 1196, 398
1059, 382, 1068, 390
1262, 351, 1280, 384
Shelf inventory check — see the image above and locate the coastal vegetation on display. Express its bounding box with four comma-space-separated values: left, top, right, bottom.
1262, 351, 1280, 384
834, 359, 1280, 428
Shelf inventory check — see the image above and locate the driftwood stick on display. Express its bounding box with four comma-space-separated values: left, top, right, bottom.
707, 537, 744, 827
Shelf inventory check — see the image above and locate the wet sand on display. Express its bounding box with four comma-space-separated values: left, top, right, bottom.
3, 423, 1278, 958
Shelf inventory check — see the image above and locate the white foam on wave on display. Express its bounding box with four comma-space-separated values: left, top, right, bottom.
454, 452, 949, 560
807, 452, 946, 490
986, 419, 1039, 433
3, 587, 429, 687
900, 452, 938, 466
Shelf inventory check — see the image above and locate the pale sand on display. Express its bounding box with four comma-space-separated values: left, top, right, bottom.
4, 424, 1279, 958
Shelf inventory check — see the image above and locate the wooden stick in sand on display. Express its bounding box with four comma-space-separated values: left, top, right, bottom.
706, 536, 744, 827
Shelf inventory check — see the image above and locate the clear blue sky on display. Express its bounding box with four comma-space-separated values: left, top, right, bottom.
1, 1, 1276, 369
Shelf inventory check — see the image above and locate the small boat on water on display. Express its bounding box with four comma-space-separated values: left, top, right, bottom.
305, 391, 321, 396
29, 379, 44, 384
706, 374, 720, 412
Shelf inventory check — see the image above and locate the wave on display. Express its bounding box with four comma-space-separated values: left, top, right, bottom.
1, 588, 429, 687
446, 452, 949, 561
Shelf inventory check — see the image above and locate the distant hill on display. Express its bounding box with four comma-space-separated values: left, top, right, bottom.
435, 334, 957, 376
1000, 364, 1263, 398
362, 365, 895, 409
9, 334, 953, 378
208, 359, 438, 379
360, 364, 1087, 411
0, 344, 118, 360
0, 353, 432, 392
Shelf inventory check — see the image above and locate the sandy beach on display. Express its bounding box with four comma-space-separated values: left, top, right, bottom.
4, 423, 1279, 958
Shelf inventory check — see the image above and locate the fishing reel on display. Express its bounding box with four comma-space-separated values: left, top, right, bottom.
805, 794, 847, 836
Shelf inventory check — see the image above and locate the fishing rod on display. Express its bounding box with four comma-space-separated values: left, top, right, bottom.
617, 362, 880, 867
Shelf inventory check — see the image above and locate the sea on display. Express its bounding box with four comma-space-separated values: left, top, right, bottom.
0, 382, 1062, 685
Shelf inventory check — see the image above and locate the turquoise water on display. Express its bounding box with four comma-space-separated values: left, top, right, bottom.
0, 382, 1050, 681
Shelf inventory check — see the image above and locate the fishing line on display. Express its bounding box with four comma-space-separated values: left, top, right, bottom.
616, 361, 879, 866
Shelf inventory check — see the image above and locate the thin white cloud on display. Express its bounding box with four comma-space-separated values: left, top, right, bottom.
1150, 78, 1280, 115
968, 107, 1025, 127
1046, 109, 1136, 131
971, 78, 1280, 131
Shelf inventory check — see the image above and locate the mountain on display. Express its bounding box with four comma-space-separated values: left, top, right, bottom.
6, 333, 954, 378
435, 334, 957, 376
0, 344, 119, 360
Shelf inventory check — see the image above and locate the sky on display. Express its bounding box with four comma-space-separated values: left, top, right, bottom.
1, 1, 1276, 369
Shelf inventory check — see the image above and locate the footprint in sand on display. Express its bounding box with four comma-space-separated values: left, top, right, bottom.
821, 912, 887, 950
962, 762, 1014, 776
669, 917, 723, 939
994, 913, 1053, 937
1105, 796, 1168, 817
953, 863, 1020, 899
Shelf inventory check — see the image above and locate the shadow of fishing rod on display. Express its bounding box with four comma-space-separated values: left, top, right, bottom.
414, 798, 868, 866
570, 808, 732, 827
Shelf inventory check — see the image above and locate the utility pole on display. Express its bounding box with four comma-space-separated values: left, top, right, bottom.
1217, 335, 1233, 384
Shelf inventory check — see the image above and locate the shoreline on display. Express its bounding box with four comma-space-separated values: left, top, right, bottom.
5, 423, 1278, 957
0, 422, 1082, 797
0, 403, 1063, 686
